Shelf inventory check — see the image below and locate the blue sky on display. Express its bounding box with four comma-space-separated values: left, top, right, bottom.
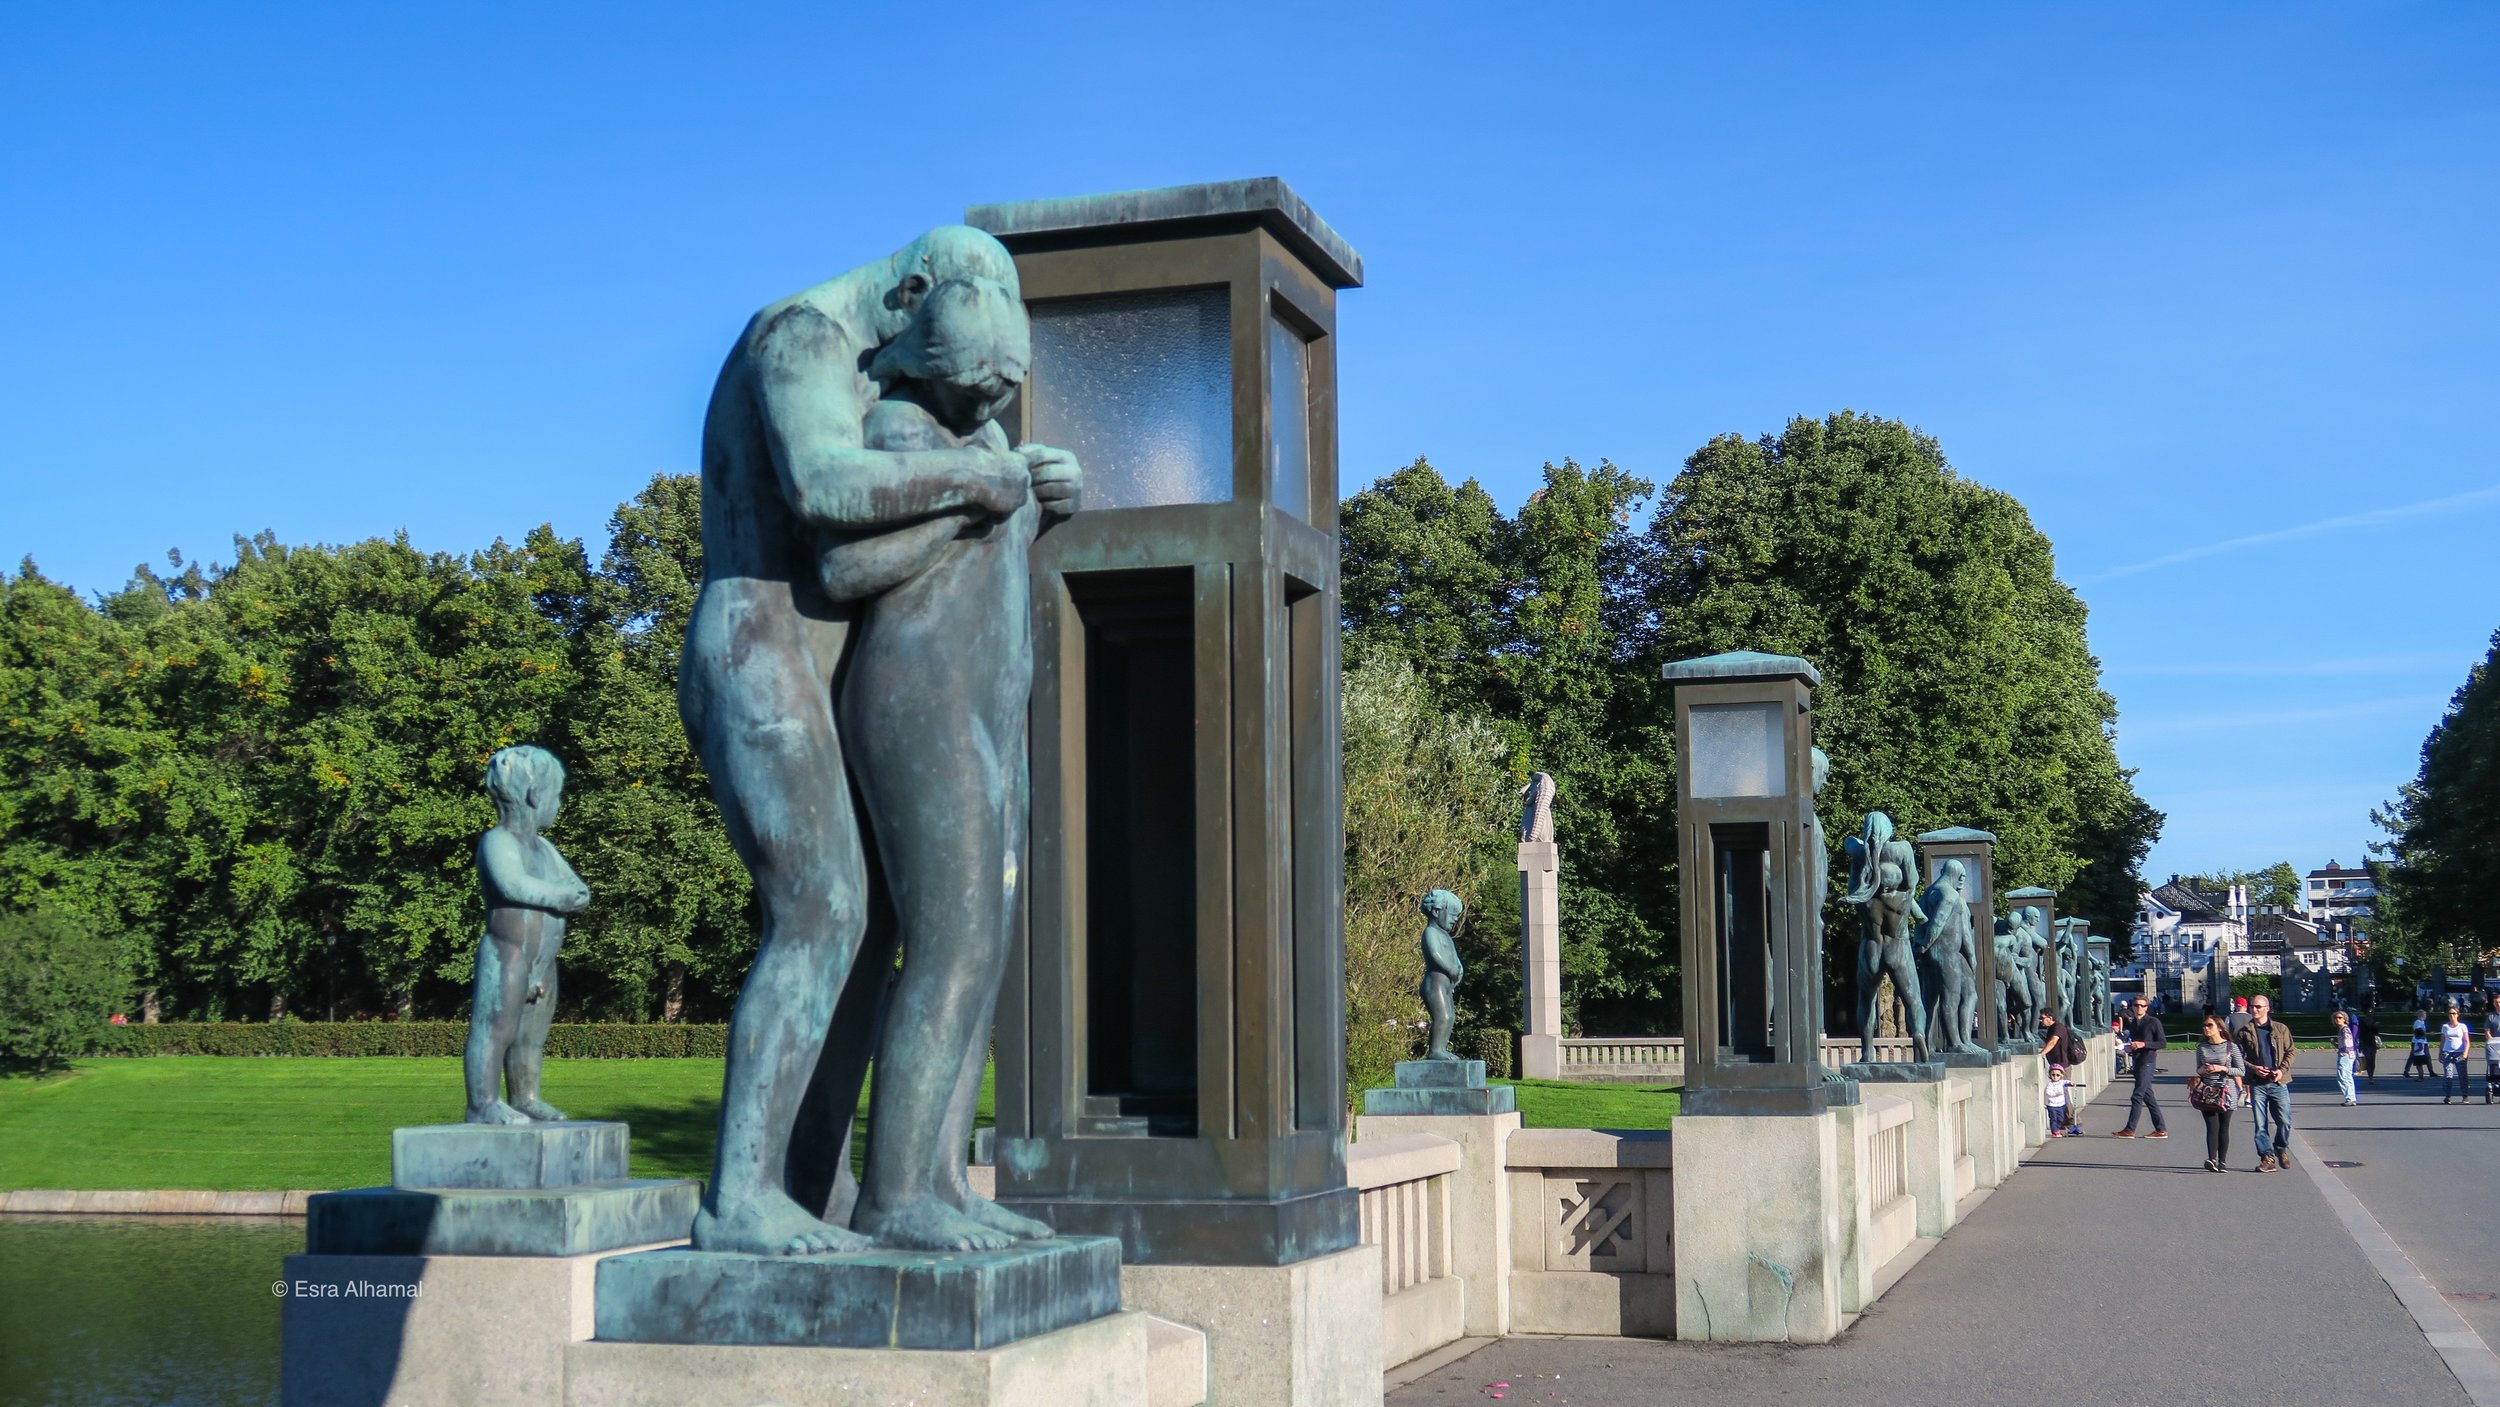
4, 2, 2494, 884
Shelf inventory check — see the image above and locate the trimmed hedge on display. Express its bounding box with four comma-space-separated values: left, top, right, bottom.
117, 1021, 730, 1058
1459, 1028, 1515, 1080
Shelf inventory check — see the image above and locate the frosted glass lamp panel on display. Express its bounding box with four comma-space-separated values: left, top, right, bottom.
1029, 288, 1233, 510
1268, 315, 1312, 521
1687, 702, 1787, 799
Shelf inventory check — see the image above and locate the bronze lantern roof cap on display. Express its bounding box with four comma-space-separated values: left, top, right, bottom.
1916, 826, 1998, 845
2004, 886, 2057, 899
966, 177, 1365, 290
1658, 650, 1821, 687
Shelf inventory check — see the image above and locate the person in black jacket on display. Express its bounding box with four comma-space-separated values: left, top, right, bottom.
2113, 996, 2169, 1138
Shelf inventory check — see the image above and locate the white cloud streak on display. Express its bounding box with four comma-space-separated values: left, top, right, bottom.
2092, 484, 2500, 581
2105, 653, 2461, 678
2121, 694, 2453, 738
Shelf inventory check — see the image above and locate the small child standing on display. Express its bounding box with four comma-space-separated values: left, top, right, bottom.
2045, 1064, 2074, 1136
2408, 1015, 2434, 1079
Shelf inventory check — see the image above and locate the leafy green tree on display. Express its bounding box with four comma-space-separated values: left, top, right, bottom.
0, 562, 179, 989
2375, 632, 2500, 963
1341, 458, 1673, 1032
1340, 658, 1513, 1093
0, 904, 130, 1073
555, 475, 751, 1020
114, 531, 588, 1018
1619, 412, 2159, 1022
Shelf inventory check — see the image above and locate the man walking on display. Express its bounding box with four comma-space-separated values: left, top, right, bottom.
2225, 997, 2253, 1039
2234, 994, 2296, 1171
2359, 1010, 2382, 1085
2114, 995, 2169, 1139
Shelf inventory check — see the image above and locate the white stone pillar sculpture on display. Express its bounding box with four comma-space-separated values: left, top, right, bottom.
1517, 772, 1565, 1080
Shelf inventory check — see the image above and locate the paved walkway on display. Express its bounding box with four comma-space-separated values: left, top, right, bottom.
1393, 1066, 2480, 1405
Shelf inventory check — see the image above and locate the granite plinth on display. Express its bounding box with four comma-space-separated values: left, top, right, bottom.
1361, 1057, 1518, 1115
1362, 1085, 1517, 1115
564, 1308, 1173, 1407
393, 1121, 628, 1190
593, 1236, 1123, 1351
307, 1179, 699, 1257
1394, 1058, 1487, 1088
1840, 1060, 1949, 1083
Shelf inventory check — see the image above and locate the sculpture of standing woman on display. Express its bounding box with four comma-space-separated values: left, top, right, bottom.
1419, 890, 1467, 1061
1845, 811, 1931, 1063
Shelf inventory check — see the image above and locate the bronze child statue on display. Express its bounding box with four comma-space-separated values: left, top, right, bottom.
1419, 889, 1467, 1062
465, 744, 590, 1125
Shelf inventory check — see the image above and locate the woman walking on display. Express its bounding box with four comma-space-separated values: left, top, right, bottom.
2440, 1004, 2473, 1104
2191, 1014, 2249, 1173
2482, 1005, 2500, 1105
2333, 1008, 2360, 1106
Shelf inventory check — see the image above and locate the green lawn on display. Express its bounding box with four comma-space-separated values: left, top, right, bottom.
1495, 1077, 1678, 1130
0, 1058, 1677, 1191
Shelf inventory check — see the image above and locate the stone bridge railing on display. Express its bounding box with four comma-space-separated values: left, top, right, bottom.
1351, 1030, 2119, 1359
1555, 1036, 1926, 1084
1347, 1133, 1465, 1370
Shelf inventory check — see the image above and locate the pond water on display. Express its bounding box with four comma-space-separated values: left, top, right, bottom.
0, 1215, 293, 1407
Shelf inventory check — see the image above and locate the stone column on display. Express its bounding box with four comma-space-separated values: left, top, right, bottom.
1518, 837, 1565, 1080
1672, 1112, 1846, 1343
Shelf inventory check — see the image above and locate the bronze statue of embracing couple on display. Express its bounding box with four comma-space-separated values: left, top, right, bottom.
679, 227, 1079, 1256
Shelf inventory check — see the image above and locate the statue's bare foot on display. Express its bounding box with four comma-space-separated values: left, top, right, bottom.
512, 1096, 568, 1122
467, 1099, 532, 1126
694, 1190, 872, 1256
858, 1197, 1017, 1252
958, 1194, 1054, 1242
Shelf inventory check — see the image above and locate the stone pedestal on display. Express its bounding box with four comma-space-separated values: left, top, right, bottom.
1518, 839, 1565, 1079
311, 1120, 700, 1257
308, 1180, 701, 1258
1119, 1243, 1384, 1407
1354, 1109, 1519, 1338
282, 1243, 671, 1407
394, 1120, 629, 1188
1889, 1078, 1961, 1238
1840, 1059, 1948, 1085
1671, 1112, 1843, 1343
566, 1307, 1204, 1407
592, 1236, 1123, 1351
1361, 1059, 1516, 1117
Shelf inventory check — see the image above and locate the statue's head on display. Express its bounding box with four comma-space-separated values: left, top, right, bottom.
1938, 857, 1966, 891
1861, 811, 1894, 847
869, 276, 1030, 430
879, 227, 1019, 342
484, 745, 565, 829
1810, 747, 1830, 795
1420, 889, 1464, 930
